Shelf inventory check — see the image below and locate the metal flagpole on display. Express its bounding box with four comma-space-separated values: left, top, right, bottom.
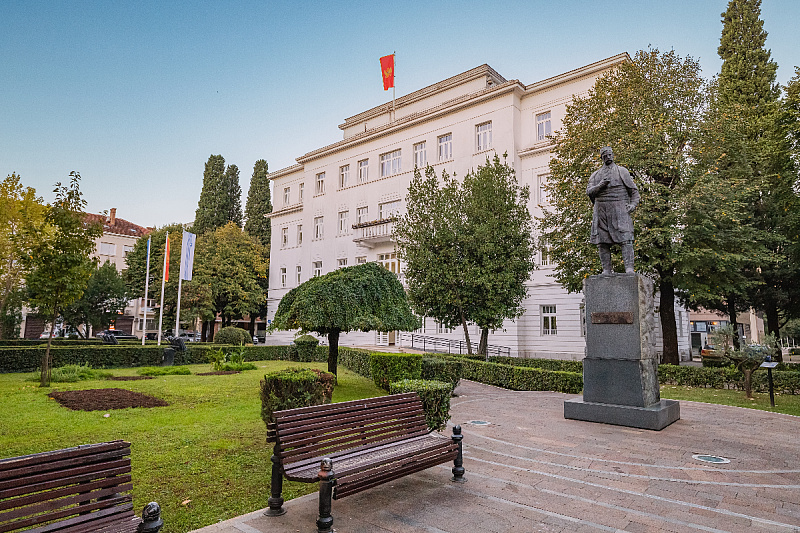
392, 52, 396, 121
157, 232, 168, 346
175, 273, 183, 339
141, 236, 151, 346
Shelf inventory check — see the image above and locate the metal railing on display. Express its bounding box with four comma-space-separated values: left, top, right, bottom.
357, 220, 394, 239
403, 333, 511, 357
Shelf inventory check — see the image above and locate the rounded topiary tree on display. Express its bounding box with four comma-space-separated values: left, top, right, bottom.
213, 326, 252, 345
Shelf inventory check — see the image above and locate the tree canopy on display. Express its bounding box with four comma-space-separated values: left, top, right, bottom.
62, 261, 130, 337
194, 155, 243, 234
271, 262, 420, 375
244, 159, 272, 249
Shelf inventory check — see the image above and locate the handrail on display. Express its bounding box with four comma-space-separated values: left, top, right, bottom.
402, 333, 511, 357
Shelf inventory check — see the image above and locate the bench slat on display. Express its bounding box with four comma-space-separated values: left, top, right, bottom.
0, 460, 131, 495
274, 403, 424, 438
0, 495, 131, 533
0, 442, 129, 474
271, 393, 419, 423
23, 504, 135, 533
0, 483, 132, 525
0, 474, 132, 513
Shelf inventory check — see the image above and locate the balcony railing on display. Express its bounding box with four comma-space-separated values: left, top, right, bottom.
352, 218, 395, 248
401, 333, 511, 357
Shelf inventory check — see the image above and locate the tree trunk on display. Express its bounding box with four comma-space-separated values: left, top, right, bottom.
459, 308, 472, 355
764, 299, 780, 337
248, 315, 256, 338
743, 368, 753, 399
479, 328, 489, 361
726, 296, 740, 350
658, 278, 680, 365
40, 311, 57, 387
328, 329, 340, 376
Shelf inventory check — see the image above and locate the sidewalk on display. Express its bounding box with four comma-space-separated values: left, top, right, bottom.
191, 380, 800, 532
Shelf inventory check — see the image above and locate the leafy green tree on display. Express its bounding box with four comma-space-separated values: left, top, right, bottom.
270, 262, 420, 375
23, 172, 101, 386
223, 164, 243, 228
244, 159, 272, 250
537, 49, 705, 365
0, 173, 48, 339
194, 155, 242, 233
62, 261, 130, 337
188, 222, 267, 328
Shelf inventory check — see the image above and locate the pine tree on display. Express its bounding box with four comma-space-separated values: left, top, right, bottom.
224, 164, 243, 228
244, 159, 272, 250
194, 155, 226, 234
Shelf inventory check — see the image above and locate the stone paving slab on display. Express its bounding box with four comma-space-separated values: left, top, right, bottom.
190, 380, 800, 533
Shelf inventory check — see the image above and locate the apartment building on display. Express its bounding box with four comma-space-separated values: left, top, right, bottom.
266, 54, 691, 360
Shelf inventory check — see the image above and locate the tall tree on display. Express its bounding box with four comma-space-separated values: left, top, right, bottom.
270, 262, 420, 375
0, 173, 48, 339
61, 261, 130, 337
537, 48, 705, 365
244, 159, 272, 250
23, 172, 101, 386
194, 155, 227, 234
223, 164, 243, 228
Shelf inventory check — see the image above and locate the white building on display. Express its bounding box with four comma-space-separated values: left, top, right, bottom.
265, 55, 691, 360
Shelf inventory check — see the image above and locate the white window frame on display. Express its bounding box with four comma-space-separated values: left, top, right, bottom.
299, 183, 304, 202
539, 239, 551, 267
281, 227, 288, 248
358, 159, 369, 183
99, 242, 116, 256
356, 256, 367, 264
538, 173, 550, 205
476, 122, 492, 152
356, 206, 369, 224
296, 265, 302, 284
313, 216, 324, 240
339, 165, 349, 189
438, 134, 452, 161
413, 141, 427, 168
313, 261, 322, 278
283, 187, 291, 206
337, 258, 348, 268
280, 267, 287, 288
338, 210, 349, 235
379, 200, 401, 220
379, 149, 401, 178
315, 172, 325, 195
122, 245, 134, 256
296, 224, 303, 246
541, 305, 557, 335
536, 111, 552, 142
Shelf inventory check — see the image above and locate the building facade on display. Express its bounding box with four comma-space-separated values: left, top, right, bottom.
265, 55, 691, 360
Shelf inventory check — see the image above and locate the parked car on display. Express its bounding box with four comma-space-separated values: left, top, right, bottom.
178, 332, 200, 342
95, 329, 138, 341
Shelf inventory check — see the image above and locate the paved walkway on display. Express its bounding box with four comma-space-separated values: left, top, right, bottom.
191, 380, 800, 533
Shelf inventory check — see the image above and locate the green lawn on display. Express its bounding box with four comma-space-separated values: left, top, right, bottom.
660, 384, 800, 416
0, 361, 384, 533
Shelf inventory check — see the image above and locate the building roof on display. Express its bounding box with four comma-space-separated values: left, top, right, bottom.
84, 212, 151, 238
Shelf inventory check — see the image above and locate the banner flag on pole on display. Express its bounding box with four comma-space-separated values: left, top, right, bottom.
179, 230, 196, 281
141, 236, 151, 346
164, 234, 170, 282
380, 54, 394, 90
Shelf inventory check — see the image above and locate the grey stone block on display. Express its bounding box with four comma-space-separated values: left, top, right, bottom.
582, 358, 660, 407
564, 398, 681, 431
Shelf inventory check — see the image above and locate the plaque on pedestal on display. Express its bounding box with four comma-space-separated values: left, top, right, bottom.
564, 273, 680, 430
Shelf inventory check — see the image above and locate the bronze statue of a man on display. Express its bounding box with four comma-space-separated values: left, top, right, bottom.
586, 147, 640, 274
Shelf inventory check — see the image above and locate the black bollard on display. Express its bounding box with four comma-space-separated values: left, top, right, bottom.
451, 425, 466, 483
316, 458, 336, 533
137, 502, 164, 533
265, 450, 286, 516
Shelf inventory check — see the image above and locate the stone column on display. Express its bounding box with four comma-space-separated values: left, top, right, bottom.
564, 273, 680, 430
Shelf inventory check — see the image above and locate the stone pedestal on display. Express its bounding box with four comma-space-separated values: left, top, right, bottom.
564, 273, 679, 430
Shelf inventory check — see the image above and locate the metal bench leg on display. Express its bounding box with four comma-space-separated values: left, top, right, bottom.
265, 452, 286, 516
451, 425, 466, 483
316, 458, 335, 533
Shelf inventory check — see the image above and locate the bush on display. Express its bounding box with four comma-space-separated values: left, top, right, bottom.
0, 346, 165, 373
213, 326, 252, 346
421, 357, 462, 391
208, 346, 258, 372
260, 367, 335, 425
293, 334, 320, 362
370, 353, 422, 391
389, 380, 452, 431
137, 366, 192, 376
28, 364, 113, 383
338, 347, 372, 378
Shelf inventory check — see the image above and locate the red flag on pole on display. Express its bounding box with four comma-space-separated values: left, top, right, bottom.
380, 54, 394, 90
164, 235, 170, 282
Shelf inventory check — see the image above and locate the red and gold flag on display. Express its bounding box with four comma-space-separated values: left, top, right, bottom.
380, 54, 394, 91
164, 235, 170, 282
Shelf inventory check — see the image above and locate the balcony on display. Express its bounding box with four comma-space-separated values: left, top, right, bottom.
352, 218, 395, 248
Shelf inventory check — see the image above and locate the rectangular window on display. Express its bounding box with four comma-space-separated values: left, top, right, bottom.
280, 267, 287, 288
315, 172, 325, 195
313, 261, 322, 278
536, 111, 552, 141
314, 216, 324, 239
539, 239, 551, 267
379, 200, 401, 220
379, 149, 401, 178
580, 302, 586, 337
476, 122, 492, 151
296, 224, 303, 246
339, 165, 349, 188
122, 245, 134, 256
338, 210, 349, 234
538, 174, 550, 205
378, 252, 398, 274
281, 228, 288, 248
356, 206, 369, 224
296, 265, 302, 284
337, 258, 348, 268
283, 187, 291, 206
358, 159, 369, 183
413, 141, 427, 168
356, 256, 367, 264
542, 305, 557, 335
299, 183, 304, 202
438, 134, 452, 161
99, 242, 115, 256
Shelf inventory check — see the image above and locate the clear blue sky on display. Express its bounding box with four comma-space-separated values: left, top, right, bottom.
2, 0, 798, 228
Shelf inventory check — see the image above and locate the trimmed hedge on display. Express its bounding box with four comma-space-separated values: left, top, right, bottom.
0, 346, 165, 373
338, 347, 372, 378
370, 353, 423, 391
0, 339, 104, 347
259, 367, 335, 425
293, 335, 320, 362
421, 357, 462, 391
453, 356, 583, 393
389, 379, 452, 431
213, 326, 252, 345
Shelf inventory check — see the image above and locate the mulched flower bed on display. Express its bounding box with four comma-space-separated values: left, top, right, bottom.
48, 388, 169, 411
107, 376, 155, 381
196, 371, 241, 376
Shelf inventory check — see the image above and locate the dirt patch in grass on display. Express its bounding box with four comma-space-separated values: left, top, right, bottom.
196, 371, 241, 376
107, 376, 155, 381
49, 388, 169, 411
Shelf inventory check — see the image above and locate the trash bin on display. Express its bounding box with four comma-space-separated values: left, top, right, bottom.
162, 348, 175, 367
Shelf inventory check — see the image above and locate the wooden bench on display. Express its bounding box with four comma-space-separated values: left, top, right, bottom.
265, 392, 465, 533
0, 441, 163, 533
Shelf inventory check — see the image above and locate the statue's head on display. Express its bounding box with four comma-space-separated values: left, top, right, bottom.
600, 146, 614, 165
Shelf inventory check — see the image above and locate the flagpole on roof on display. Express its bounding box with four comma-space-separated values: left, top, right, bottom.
141, 236, 151, 346
157, 232, 168, 346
